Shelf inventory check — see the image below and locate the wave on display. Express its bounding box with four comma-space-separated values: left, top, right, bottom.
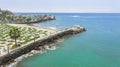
71, 15, 80, 18
48, 27, 57, 30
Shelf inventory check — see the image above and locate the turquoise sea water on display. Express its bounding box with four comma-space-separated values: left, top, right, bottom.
17, 13, 120, 67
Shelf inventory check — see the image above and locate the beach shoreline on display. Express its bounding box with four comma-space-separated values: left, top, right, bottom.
7, 23, 58, 32
0, 24, 85, 66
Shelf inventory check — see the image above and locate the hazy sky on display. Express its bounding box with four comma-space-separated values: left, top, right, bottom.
0, 0, 120, 13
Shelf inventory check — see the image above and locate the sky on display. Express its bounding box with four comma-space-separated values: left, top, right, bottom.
0, 0, 120, 13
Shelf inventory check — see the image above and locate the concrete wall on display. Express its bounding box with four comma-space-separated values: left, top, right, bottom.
0, 26, 85, 66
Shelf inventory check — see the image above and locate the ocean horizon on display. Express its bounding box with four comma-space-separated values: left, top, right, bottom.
14, 13, 120, 16
16, 13, 120, 67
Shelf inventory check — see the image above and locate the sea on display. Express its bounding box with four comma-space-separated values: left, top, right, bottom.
15, 13, 120, 67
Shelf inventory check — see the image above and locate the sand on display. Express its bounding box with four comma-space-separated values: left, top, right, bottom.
7, 23, 57, 33
0, 23, 58, 56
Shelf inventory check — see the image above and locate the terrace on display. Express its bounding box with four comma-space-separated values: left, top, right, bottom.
0, 23, 57, 55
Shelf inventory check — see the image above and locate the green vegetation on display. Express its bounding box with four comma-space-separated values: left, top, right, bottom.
0, 23, 48, 46
0, 8, 55, 23
11, 43, 18, 49
9, 27, 20, 45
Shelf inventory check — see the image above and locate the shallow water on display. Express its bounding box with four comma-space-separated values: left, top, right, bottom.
17, 13, 120, 67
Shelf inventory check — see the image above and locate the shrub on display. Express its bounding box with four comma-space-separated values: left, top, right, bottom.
11, 43, 18, 49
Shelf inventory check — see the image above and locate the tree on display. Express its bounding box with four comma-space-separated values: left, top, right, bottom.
26, 17, 32, 22
9, 27, 20, 46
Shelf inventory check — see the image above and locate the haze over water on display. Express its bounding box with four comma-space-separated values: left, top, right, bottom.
18, 13, 120, 67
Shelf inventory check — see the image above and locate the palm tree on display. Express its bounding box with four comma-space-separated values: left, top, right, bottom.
9, 27, 20, 45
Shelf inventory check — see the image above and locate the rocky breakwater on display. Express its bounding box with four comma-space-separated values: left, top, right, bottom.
0, 25, 86, 66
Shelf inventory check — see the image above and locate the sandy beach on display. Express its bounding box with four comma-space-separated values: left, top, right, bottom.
7, 23, 57, 33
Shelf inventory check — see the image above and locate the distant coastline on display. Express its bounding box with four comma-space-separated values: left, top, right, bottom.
0, 8, 56, 24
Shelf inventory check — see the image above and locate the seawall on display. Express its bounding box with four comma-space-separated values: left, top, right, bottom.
0, 26, 86, 66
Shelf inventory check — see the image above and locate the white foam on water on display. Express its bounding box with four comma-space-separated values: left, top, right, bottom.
48, 27, 57, 30
5, 44, 57, 67
4, 38, 64, 67
72, 15, 80, 18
